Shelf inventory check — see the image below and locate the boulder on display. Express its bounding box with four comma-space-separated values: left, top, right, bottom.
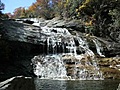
0, 20, 46, 81
0, 76, 35, 90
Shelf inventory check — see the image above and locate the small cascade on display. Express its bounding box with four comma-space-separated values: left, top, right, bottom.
75, 36, 94, 57
92, 38, 105, 57
32, 27, 104, 80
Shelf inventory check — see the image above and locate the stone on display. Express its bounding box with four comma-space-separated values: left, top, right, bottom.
0, 76, 35, 90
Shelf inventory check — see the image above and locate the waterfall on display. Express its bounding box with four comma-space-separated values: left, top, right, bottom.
32, 27, 104, 80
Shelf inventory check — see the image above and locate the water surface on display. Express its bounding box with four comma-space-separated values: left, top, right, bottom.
34, 78, 120, 90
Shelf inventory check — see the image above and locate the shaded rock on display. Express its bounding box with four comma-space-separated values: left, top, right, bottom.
105, 43, 120, 57
23, 20, 34, 24
0, 20, 50, 81
0, 39, 44, 81
110, 31, 120, 43
0, 76, 35, 90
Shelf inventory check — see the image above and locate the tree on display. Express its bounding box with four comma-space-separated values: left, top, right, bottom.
77, 0, 119, 37
25, 0, 55, 19
53, 0, 64, 17
35, 0, 55, 19
0, 0, 5, 18
0, 0, 4, 10
13, 7, 27, 18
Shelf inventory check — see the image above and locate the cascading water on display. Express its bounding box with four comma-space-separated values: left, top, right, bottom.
92, 38, 105, 57
32, 55, 67, 79
32, 27, 104, 80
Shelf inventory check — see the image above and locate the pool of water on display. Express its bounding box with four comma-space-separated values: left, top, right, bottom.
34, 78, 120, 90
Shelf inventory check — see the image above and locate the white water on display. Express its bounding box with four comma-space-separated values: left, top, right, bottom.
32, 55, 67, 79
32, 27, 104, 80
92, 39, 105, 57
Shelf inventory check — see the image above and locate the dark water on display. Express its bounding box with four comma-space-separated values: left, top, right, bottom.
34, 78, 120, 90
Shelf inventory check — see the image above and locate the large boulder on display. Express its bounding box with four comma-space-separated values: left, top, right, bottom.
0, 20, 45, 81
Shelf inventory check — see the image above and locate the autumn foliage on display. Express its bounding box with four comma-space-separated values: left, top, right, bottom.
12, 0, 56, 19
10, 0, 83, 19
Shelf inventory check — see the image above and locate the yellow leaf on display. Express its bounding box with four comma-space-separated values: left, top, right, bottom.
76, 9, 79, 12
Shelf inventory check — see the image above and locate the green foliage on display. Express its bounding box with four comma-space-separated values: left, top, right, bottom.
53, 0, 83, 19
109, 9, 120, 29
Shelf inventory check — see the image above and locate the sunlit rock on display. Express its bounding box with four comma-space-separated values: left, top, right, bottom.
98, 56, 120, 79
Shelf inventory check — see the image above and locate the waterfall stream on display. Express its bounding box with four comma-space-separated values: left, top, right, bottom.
32, 27, 104, 80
